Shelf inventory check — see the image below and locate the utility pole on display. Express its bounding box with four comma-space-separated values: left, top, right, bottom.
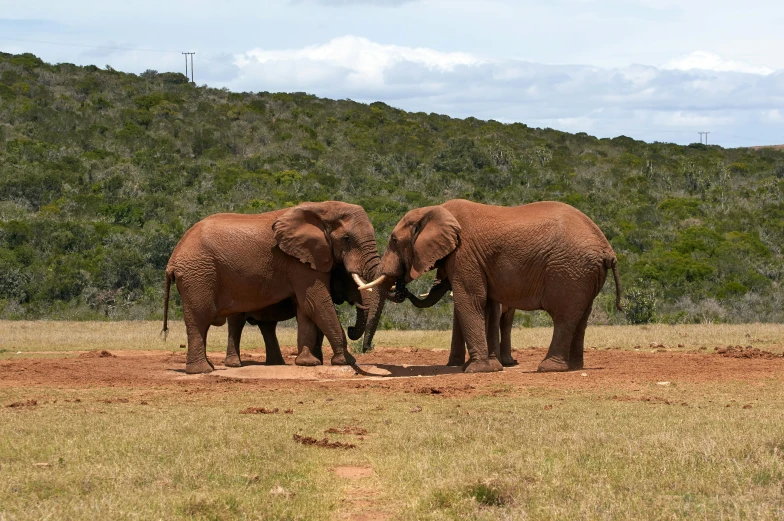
698, 131, 711, 145
182, 52, 195, 83
704, 131, 709, 145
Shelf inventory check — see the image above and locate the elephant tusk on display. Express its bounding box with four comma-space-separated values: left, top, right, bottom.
419, 293, 430, 298
352, 273, 374, 293
357, 274, 386, 291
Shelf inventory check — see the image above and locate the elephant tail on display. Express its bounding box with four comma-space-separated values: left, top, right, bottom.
607, 257, 623, 312
161, 269, 174, 341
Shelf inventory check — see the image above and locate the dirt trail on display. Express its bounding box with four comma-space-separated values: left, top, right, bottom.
1, 346, 783, 394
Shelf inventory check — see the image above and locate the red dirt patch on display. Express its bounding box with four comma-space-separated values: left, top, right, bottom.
293, 434, 356, 449
79, 350, 116, 358
714, 345, 781, 359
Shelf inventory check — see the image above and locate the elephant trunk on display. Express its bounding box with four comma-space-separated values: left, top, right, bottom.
406, 278, 452, 308
346, 239, 382, 342
361, 283, 389, 352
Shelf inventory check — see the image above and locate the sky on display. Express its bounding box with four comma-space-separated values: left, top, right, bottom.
1, 0, 783, 148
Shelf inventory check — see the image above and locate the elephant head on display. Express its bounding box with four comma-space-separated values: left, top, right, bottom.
273, 201, 382, 341
359, 205, 461, 350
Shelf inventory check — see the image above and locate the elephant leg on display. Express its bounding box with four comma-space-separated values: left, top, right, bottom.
568, 305, 592, 370
446, 312, 466, 367
259, 321, 285, 365
294, 310, 323, 366
223, 314, 244, 367
452, 284, 502, 373
538, 316, 578, 373
500, 308, 518, 367
485, 300, 501, 363
294, 281, 354, 366
184, 314, 213, 374
313, 329, 325, 364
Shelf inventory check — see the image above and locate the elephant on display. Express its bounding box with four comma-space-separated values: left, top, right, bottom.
162, 201, 381, 374
402, 270, 519, 367
222, 265, 364, 368
359, 199, 622, 373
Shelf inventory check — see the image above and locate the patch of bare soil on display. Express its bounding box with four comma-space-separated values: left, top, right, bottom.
333, 466, 374, 479
79, 350, 116, 358
292, 434, 356, 449
714, 345, 782, 359
1, 346, 783, 395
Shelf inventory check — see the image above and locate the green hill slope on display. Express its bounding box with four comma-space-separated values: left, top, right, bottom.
1, 52, 782, 325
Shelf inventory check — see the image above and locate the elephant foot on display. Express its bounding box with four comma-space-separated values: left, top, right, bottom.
446, 357, 465, 367
537, 357, 569, 372
568, 358, 584, 371
185, 359, 215, 374
295, 351, 323, 366
223, 356, 242, 368
331, 351, 356, 366
463, 358, 503, 373
265, 355, 286, 366
500, 356, 519, 367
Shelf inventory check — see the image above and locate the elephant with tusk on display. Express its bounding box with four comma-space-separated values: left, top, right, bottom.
360, 199, 622, 373
163, 201, 382, 374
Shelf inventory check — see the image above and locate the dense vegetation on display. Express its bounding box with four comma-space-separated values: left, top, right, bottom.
1, 52, 782, 326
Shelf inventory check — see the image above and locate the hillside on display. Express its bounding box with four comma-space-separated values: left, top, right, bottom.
0, 52, 783, 326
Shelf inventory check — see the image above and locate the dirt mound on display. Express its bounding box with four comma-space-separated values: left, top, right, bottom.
240, 407, 293, 414
714, 345, 781, 359
79, 350, 116, 358
325, 426, 368, 436
293, 434, 356, 449
7, 399, 38, 408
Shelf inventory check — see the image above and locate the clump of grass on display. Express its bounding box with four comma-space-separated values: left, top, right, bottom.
464, 479, 514, 507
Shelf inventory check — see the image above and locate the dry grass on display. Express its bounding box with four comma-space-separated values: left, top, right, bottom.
1, 320, 782, 355
1, 383, 783, 520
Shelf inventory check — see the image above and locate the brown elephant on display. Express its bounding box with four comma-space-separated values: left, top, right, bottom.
359, 200, 621, 373
162, 201, 381, 374
403, 271, 519, 367
223, 265, 364, 367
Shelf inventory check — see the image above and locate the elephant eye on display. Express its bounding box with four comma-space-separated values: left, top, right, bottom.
391, 236, 398, 244
342, 235, 350, 243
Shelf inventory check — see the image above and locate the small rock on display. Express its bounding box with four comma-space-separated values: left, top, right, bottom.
179, 344, 185, 349
33, 462, 51, 468
743, 404, 753, 409
633, 345, 641, 349
657, 381, 670, 386
678, 343, 685, 348
410, 406, 422, 413
580, 373, 588, 377
269, 484, 292, 496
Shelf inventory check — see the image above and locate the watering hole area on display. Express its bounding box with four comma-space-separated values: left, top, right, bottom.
2, 321, 784, 520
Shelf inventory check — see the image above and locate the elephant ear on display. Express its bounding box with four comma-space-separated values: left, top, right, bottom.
410, 207, 461, 280
273, 205, 333, 273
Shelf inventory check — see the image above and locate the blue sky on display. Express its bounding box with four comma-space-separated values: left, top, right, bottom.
1, 0, 783, 147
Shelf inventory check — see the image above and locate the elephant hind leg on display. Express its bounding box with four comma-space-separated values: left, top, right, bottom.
223, 314, 244, 368
259, 322, 285, 365
185, 318, 213, 374
499, 308, 518, 367
568, 305, 592, 370
538, 316, 577, 373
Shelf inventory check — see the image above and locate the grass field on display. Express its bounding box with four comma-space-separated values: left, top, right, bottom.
1, 321, 784, 520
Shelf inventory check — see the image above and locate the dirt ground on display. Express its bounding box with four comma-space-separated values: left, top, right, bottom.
2, 345, 782, 396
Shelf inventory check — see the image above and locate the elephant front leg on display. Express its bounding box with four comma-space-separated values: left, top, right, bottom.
294, 311, 323, 366
184, 315, 214, 374
223, 314, 245, 368
259, 322, 286, 365
452, 286, 502, 373
499, 308, 518, 367
446, 312, 466, 366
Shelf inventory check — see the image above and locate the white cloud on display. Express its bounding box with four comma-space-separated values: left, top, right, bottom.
663, 50, 775, 75
224, 37, 784, 146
